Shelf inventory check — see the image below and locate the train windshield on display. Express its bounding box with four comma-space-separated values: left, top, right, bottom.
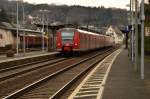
61, 32, 74, 40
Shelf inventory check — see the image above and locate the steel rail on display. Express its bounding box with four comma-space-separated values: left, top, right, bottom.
3, 48, 113, 99
0, 58, 67, 82
0, 57, 58, 73
50, 50, 112, 99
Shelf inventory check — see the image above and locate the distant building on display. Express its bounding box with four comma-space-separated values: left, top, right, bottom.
0, 22, 45, 51
0, 26, 14, 48
106, 26, 124, 44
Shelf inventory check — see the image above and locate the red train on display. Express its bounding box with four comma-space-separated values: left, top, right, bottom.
56, 28, 114, 54
19, 35, 48, 49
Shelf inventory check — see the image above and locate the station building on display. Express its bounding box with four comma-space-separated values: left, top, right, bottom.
0, 22, 15, 50
0, 22, 48, 53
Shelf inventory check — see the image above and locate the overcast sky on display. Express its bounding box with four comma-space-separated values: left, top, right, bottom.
23, 0, 131, 9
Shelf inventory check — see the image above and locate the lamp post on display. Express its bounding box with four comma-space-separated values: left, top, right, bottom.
40, 10, 45, 52
21, 0, 26, 55
46, 11, 50, 51
39, 10, 49, 52
134, 0, 139, 72
140, 0, 145, 80
131, 0, 135, 62
42, 10, 45, 52
128, 0, 132, 60
16, 0, 19, 55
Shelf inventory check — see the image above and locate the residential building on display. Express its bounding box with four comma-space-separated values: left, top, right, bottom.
106, 26, 124, 44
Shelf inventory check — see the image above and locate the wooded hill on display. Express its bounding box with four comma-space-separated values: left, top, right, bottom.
0, 0, 128, 27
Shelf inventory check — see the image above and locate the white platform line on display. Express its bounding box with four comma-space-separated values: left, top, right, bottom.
68, 49, 123, 99
97, 49, 123, 99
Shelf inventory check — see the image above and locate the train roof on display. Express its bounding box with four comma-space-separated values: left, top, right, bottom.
77, 29, 101, 36
58, 28, 106, 36
58, 28, 76, 31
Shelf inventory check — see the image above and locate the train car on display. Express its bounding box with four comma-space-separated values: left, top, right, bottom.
56, 28, 114, 54
20, 35, 48, 49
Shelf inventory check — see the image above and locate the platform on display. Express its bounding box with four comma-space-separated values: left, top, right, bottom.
102, 49, 150, 99
0, 51, 58, 64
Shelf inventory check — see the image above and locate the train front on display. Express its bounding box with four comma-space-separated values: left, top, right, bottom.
56, 28, 79, 54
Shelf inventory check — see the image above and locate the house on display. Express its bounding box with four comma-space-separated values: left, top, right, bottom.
105, 26, 124, 44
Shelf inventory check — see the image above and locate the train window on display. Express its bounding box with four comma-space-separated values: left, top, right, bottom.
61, 32, 74, 40
0, 34, 2, 39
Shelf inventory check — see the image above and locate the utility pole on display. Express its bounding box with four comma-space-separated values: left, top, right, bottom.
140, 0, 145, 80
22, 0, 26, 55
129, 0, 132, 59
131, 0, 134, 63
135, 0, 138, 72
40, 10, 45, 52
16, 0, 19, 55
130, 0, 132, 25
46, 14, 49, 51
40, 10, 50, 52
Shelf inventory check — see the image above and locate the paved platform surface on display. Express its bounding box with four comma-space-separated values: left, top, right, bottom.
102, 49, 150, 99
0, 50, 58, 63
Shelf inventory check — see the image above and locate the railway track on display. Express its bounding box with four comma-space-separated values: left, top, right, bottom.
2, 47, 115, 99
0, 57, 67, 82
0, 57, 59, 73
0, 48, 105, 98
67, 49, 122, 99
0, 56, 78, 98
0, 52, 59, 70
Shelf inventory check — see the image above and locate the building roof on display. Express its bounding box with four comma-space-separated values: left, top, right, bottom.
0, 22, 13, 28
0, 22, 42, 35
107, 25, 123, 37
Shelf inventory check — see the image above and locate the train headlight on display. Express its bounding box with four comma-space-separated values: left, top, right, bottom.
74, 43, 78, 46
57, 43, 61, 46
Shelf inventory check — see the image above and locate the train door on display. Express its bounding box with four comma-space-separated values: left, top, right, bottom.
86, 34, 89, 50
89, 35, 91, 49
82, 33, 85, 50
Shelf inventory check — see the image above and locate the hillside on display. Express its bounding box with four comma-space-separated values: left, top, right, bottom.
0, 0, 128, 28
